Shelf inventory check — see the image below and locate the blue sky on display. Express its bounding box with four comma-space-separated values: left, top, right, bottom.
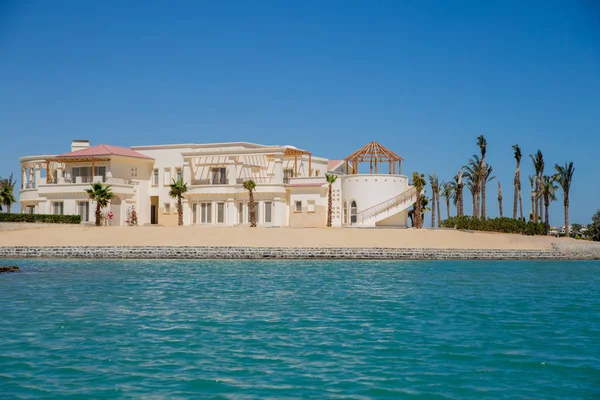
1, 1, 598, 226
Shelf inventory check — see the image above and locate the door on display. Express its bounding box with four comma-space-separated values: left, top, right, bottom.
151, 205, 157, 224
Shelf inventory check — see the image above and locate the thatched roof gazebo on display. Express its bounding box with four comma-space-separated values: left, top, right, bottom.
344, 141, 403, 175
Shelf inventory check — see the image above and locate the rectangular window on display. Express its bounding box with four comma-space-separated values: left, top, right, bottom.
192, 203, 197, 224
27, 205, 35, 215
164, 203, 171, 213
176, 168, 182, 182
307, 200, 315, 213
211, 168, 227, 185
238, 202, 245, 224
284, 169, 293, 184
201, 202, 212, 224
295, 201, 302, 213
164, 169, 172, 185
153, 169, 159, 186
77, 201, 89, 222
52, 202, 64, 215
264, 202, 272, 223
217, 202, 225, 223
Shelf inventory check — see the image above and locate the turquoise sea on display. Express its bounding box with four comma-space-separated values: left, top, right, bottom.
1, 259, 599, 399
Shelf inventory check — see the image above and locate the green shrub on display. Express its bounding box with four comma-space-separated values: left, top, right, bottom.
441, 216, 546, 235
0, 213, 81, 224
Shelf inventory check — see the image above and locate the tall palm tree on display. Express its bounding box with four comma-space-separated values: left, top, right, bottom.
0, 174, 16, 213
512, 144, 522, 220
169, 178, 188, 226
554, 162, 575, 237
441, 181, 452, 220
497, 181, 503, 218
457, 171, 464, 217
528, 175, 535, 221
477, 135, 488, 218
243, 180, 257, 227
411, 172, 426, 229
85, 182, 115, 226
539, 175, 558, 234
325, 174, 338, 227
428, 173, 440, 228
529, 150, 544, 223
463, 155, 481, 218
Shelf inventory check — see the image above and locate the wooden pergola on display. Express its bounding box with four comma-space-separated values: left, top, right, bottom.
344, 141, 403, 175
284, 147, 312, 177
45, 156, 110, 184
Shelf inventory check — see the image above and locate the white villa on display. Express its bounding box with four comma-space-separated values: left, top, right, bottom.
19, 140, 416, 228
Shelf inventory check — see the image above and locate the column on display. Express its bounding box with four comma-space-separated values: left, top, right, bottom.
274, 157, 283, 183
226, 198, 236, 226
21, 167, 26, 189
28, 167, 34, 189
35, 164, 42, 187
227, 164, 237, 185
183, 162, 192, 185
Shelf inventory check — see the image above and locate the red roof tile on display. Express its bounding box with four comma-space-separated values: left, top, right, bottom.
57, 144, 153, 160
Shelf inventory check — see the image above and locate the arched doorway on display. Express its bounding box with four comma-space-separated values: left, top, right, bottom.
350, 200, 357, 224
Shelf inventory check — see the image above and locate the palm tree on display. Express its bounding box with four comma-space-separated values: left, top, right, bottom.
539, 175, 558, 234
411, 172, 426, 229
325, 174, 338, 227
477, 135, 488, 218
408, 193, 430, 227
85, 182, 115, 226
428, 173, 440, 228
463, 155, 481, 218
0, 174, 16, 213
441, 181, 452, 220
554, 162, 575, 237
169, 178, 188, 226
243, 180, 257, 227
497, 181, 503, 218
528, 175, 535, 221
457, 171, 464, 217
512, 144, 522, 220
529, 150, 544, 223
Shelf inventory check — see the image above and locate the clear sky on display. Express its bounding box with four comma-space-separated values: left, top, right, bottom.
1, 0, 599, 226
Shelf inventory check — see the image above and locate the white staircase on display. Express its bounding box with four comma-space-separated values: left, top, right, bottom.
354, 186, 417, 227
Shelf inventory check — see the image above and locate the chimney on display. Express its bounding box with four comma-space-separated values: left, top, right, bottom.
71, 140, 90, 152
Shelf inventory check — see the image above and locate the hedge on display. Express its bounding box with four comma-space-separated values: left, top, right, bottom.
440, 216, 546, 236
0, 213, 81, 224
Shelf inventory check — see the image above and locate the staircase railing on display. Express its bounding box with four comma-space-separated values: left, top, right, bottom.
356, 186, 417, 224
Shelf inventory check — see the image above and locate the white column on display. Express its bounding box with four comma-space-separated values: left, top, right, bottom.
226, 198, 235, 226
274, 157, 283, 183
183, 163, 192, 185
182, 199, 190, 226
35, 165, 41, 187
29, 167, 34, 189
227, 164, 237, 185
21, 167, 26, 189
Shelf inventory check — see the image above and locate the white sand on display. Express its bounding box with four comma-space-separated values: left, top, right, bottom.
0, 225, 562, 249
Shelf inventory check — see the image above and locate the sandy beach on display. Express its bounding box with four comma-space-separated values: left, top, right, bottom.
0, 224, 565, 249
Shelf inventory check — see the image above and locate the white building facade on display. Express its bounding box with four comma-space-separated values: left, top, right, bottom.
19, 140, 416, 228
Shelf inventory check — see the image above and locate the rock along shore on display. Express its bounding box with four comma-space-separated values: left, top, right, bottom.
0, 244, 597, 260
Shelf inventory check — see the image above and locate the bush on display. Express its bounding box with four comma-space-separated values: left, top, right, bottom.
441, 216, 546, 235
0, 213, 81, 224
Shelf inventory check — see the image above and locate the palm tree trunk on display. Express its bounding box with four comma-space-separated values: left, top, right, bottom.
414, 193, 422, 229
327, 184, 333, 227
436, 196, 441, 228
481, 177, 486, 219
7, 204, 10, 214
544, 198, 550, 234
564, 198, 569, 237
531, 192, 535, 222
498, 182, 503, 218
431, 191, 436, 228
513, 177, 518, 220
249, 191, 256, 227
472, 192, 477, 219
518, 189, 524, 220
533, 178, 539, 223
95, 202, 101, 226
177, 197, 183, 226
446, 198, 450, 220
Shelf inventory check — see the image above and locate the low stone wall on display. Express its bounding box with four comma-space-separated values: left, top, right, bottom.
0, 246, 575, 260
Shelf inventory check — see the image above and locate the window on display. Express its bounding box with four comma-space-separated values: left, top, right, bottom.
52, 202, 64, 215
238, 202, 245, 224
77, 201, 89, 222
192, 203, 197, 224
72, 166, 107, 183
315, 170, 320, 176
295, 201, 302, 213
211, 167, 227, 185
26, 205, 35, 215
200, 202, 212, 223
164, 203, 171, 213
217, 202, 225, 223
164, 169, 172, 185
284, 169, 294, 184
264, 202, 272, 223
350, 201, 357, 224
153, 169, 159, 186
307, 200, 315, 213
343, 201, 348, 224
176, 168, 182, 182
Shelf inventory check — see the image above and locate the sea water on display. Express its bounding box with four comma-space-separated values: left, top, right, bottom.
1, 259, 599, 399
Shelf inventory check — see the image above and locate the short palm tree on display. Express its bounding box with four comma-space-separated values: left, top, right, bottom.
325, 174, 338, 227
512, 144, 523, 220
0, 174, 16, 213
456, 171, 464, 217
428, 173, 440, 228
539, 175, 558, 234
243, 180, 257, 227
85, 182, 115, 226
169, 178, 188, 226
497, 181, 503, 218
463, 155, 481, 218
477, 135, 488, 218
528, 175, 535, 221
554, 162, 575, 237
411, 172, 426, 229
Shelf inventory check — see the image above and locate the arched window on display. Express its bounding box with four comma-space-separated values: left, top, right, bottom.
343, 201, 348, 224
350, 201, 357, 224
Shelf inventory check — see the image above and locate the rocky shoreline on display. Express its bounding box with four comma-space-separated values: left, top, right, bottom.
0, 243, 598, 260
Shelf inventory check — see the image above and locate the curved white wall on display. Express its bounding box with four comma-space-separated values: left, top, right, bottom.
341, 174, 409, 212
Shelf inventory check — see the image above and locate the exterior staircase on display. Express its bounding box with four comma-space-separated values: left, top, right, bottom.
354, 186, 417, 227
